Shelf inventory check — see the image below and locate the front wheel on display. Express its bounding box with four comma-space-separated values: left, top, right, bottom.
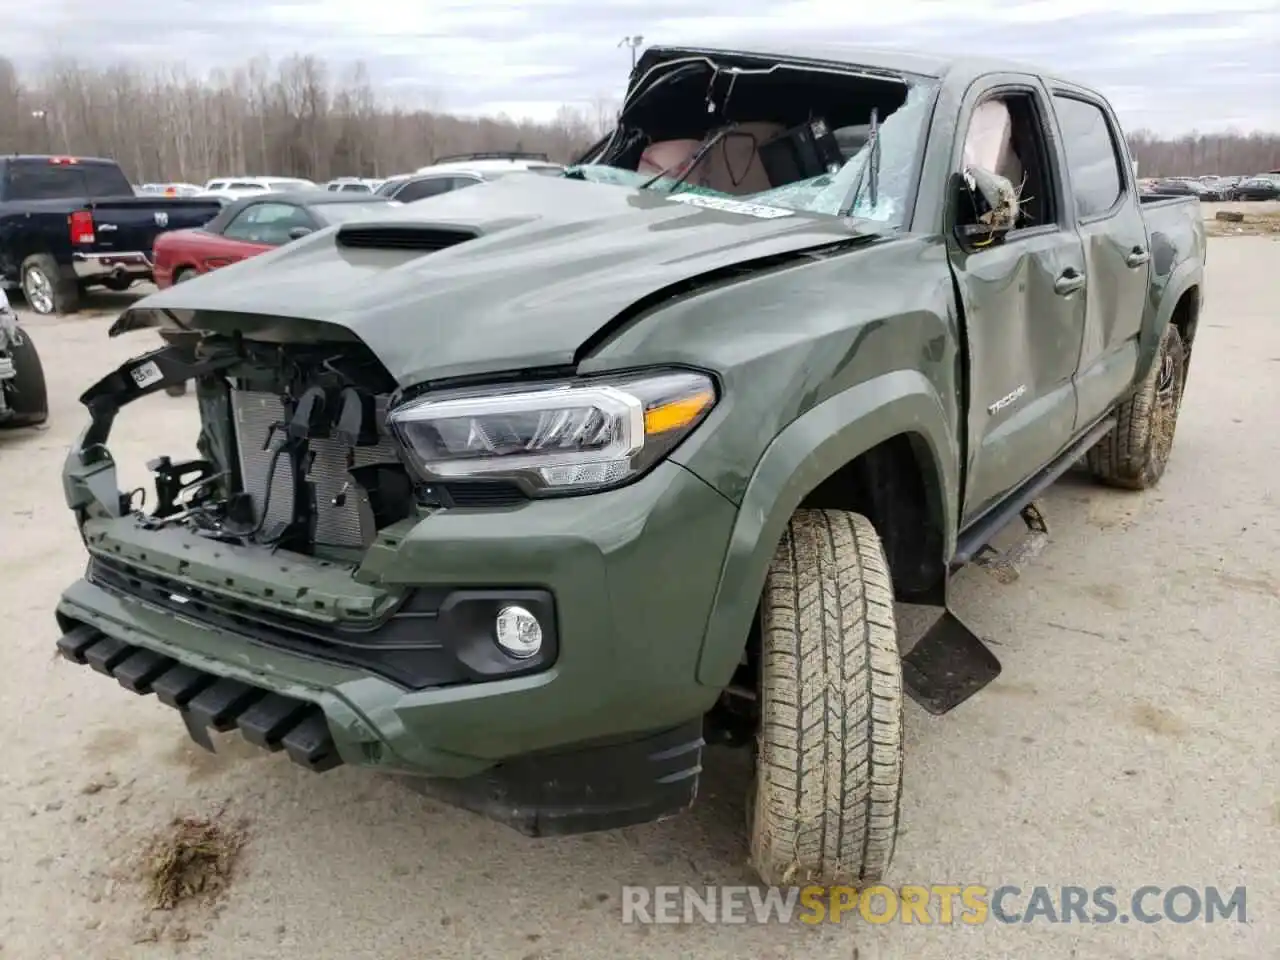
0, 323, 48, 428
1086, 323, 1186, 490
748, 508, 905, 886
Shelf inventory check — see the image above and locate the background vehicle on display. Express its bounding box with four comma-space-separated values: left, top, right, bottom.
0, 287, 45, 429
137, 182, 204, 197
0, 155, 224, 314
382, 155, 566, 202
200, 176, 316, 203
1200, 174, 1242, 199
374, 173, 413, 196
1234, 175, 1280, 200
323, 177, 379, 194
418, 151, 565, 175
152, 190, 399, 288
59, 45, 1205, 890
1144, 177, 1215, 200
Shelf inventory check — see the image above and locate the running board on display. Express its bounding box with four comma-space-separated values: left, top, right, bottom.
903, 414, 1117, 714
952, 414, 1116, 570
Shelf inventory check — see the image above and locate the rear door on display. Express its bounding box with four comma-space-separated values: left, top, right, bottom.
945, 76, 1089, 525
1048, 90, 1151, 431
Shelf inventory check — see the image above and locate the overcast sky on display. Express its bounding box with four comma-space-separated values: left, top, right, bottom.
9, 0, 1280, 136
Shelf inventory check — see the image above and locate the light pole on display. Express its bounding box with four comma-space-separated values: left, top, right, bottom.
31, 109, 50, 153
618, 35, 643, 71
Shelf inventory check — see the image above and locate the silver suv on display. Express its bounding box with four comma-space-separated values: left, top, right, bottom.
376, 152, 564, 203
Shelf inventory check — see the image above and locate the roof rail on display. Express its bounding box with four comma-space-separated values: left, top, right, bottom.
430, 151, 552, 164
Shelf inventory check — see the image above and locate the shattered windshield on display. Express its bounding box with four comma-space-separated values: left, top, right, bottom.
567, 80, 937, 229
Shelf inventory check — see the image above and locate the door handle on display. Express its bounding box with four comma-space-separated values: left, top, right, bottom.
1054, 268, 1085, 296
1125, 247, 1151, 268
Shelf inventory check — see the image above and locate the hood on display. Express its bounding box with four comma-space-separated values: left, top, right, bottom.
115, 174, 868, 385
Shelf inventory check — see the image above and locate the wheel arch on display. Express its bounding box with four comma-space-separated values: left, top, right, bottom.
1138, 263, 1202, 384
695, 369, 959, 688
1168, 283, 1201, 365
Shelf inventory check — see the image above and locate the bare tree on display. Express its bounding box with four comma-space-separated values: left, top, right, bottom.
6, 54, 1276, 184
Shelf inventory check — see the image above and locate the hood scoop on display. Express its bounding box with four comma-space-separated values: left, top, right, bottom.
336, 223, 479, 252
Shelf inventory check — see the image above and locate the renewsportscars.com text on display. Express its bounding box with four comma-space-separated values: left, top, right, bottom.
621, 884, 1248, 925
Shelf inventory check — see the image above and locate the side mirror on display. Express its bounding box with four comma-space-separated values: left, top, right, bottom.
951, 167, 1019, 250
287, 226, 313, 241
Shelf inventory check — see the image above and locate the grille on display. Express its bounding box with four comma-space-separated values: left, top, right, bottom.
231, 389, 402, 548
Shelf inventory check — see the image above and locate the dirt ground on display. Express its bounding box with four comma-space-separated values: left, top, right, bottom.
1200, 199, 1280, 236
1, 235, 1277, 960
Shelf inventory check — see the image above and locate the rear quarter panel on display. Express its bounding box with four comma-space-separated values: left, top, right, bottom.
1137, 195, 1206, 379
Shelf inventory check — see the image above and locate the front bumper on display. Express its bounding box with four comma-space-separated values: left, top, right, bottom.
58, 454, 736, 812
58, 347, 739, 832
55, 618, 706, 835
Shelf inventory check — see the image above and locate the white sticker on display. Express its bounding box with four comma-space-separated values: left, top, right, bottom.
665, 193, 794, 219
130, 360, 164, 389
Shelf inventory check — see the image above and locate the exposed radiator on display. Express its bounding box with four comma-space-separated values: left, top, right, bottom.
230, 389, 402, 548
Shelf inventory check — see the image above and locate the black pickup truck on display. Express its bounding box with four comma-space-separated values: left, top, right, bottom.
0, 156, 223, 315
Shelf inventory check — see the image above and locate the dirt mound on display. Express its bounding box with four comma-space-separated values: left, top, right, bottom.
142, 815, 247, 910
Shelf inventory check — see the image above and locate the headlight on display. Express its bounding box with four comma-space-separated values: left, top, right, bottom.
388, 368, 717, 496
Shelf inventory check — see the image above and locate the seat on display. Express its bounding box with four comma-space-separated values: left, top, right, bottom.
637, 139, 707, 185
638, 122, 786, 195
963, 99, 1023, 187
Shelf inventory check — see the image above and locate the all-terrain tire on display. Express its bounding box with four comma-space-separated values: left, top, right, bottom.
20, 253, 80, 316
1086, 323, 1187, 490
1, 323, 49, 428
748, 508, 905, 887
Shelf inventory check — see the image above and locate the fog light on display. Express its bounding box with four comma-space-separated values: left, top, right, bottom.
494, 605, 542, 659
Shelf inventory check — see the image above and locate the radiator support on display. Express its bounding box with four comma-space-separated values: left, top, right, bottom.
230, 389, 402, 550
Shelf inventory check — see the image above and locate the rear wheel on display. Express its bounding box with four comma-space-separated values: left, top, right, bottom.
1086, 323, 1186, 490
20, 254, 80, 316
748, 508, 905, 886
0, 324, 48, 428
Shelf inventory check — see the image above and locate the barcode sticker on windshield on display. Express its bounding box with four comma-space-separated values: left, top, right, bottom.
666, 193, 794, 219
130, 360, 164, 389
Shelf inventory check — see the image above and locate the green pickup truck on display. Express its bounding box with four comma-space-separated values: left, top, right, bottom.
56, 43, 1205, 887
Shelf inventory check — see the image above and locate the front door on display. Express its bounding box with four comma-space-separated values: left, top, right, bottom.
945, 79, 1089, 526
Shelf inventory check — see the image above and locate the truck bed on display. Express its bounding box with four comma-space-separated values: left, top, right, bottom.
1139, 194, 1207, 276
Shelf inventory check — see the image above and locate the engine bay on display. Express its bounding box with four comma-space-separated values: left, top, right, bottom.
83, 330, 424, 561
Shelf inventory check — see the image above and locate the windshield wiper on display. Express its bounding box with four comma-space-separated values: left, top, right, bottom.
841, 107, 881, 217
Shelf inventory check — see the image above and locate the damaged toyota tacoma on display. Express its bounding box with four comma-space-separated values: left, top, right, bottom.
55, 44, 1206, 886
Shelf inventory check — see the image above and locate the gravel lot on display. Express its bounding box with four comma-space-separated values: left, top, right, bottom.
1, 234, 1277, 960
